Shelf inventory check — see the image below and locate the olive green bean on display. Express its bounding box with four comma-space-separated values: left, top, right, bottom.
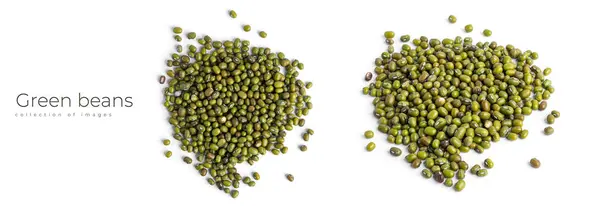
530, 158, 541, 168
299, 145, 307, 152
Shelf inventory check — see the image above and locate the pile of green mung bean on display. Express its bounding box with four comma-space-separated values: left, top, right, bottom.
162, 20, 312, 198
362, 26, 555, 191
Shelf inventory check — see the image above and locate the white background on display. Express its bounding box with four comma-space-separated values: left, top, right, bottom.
1, 0, 599, 205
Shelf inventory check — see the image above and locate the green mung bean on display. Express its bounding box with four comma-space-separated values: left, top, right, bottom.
230, 190, 239, 198
477, 169, 488, 177
544, 68, 552, 76
299, 119, 306, 127
243, 25, 251, 32
259, 31, 267, 38
229, 10, 237, 18
183, 157, 192, 164
484, 158, 494, 168
442, 169, 455, 178
546, 114, 555, 124
400, 35, 410, 42
411, 159, 421, 168
281, 146, 289, 154
544, 127, 554, 135
551, 110, 560, 118
187, 32, 196, 39
243, 177, 251, 184
444, 179, 453, 187
465, 24, 473, 33
457, 169, 466, 180
366, 142, 376, 151
520, 130, 529, 139
302, 133, 310, 141
286, 174, 294, 182
384, 31, 395, 39
253, 172, 260, 180
385, 38, 394, 45
390, 147, 402, 157
364, 130, 374, 139
454, 179, 466, 192
470, 164, 481, 174
448, 15, 457, 23
483, 29, 492, 37
173, 27, 182, 34
422, 169, 433, 179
